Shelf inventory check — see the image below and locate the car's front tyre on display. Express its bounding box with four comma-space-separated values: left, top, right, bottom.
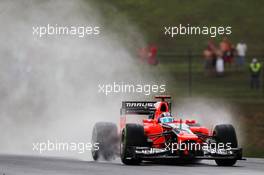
213, 124, 238, 166
121, 123, 146, 165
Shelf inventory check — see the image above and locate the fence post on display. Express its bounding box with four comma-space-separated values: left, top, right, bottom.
262, 59, 264, 97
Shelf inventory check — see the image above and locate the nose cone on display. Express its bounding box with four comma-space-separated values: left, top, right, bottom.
177, 133, 198, 142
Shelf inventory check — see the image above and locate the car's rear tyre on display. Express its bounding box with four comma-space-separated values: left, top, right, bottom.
213, 124, 238, 166
91, 122, 118, 161
121, 124, 146, 165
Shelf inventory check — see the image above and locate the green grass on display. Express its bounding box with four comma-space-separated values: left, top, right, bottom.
89, 0, 264, 103
90, 0, 264, 54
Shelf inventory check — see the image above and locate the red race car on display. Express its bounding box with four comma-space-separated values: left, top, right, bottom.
91, 95, 243, 166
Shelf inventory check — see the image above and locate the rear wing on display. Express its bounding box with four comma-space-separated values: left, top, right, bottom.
120, 101, 172, 115
120, 101, 156, 115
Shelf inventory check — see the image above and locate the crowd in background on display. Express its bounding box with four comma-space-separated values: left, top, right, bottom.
203, 37, 262, 90
203, 37, 247, 76
137, 38, 261, 90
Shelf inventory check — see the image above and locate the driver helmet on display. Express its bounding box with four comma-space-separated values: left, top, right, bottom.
160, 112, 172, 117
159, 112, 174, 123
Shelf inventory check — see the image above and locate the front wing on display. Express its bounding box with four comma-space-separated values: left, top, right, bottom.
126, 146, 244, 160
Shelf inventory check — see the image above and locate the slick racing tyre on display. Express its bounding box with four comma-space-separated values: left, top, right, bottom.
91, 122, 118, 161
213, 124, 238, 166
121, 124, 146, 165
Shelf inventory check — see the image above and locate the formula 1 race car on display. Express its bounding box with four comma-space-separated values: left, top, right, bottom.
91, 95, 243, 166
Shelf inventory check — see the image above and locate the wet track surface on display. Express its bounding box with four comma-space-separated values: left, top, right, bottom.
0, 155, 263, 175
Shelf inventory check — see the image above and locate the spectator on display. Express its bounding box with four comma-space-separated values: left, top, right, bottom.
249, 58, 262, 89
236, 41, 247, 67
207, 40, 217, 68
203, 40, 217, 76
219, 37, 233, 64
138, 44, 158, 65
147, 44, 158, 65
216, 50, 224, 76
203, 48, 214, 76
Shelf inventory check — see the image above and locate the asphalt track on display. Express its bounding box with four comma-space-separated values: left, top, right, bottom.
0, 155, 263, 175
